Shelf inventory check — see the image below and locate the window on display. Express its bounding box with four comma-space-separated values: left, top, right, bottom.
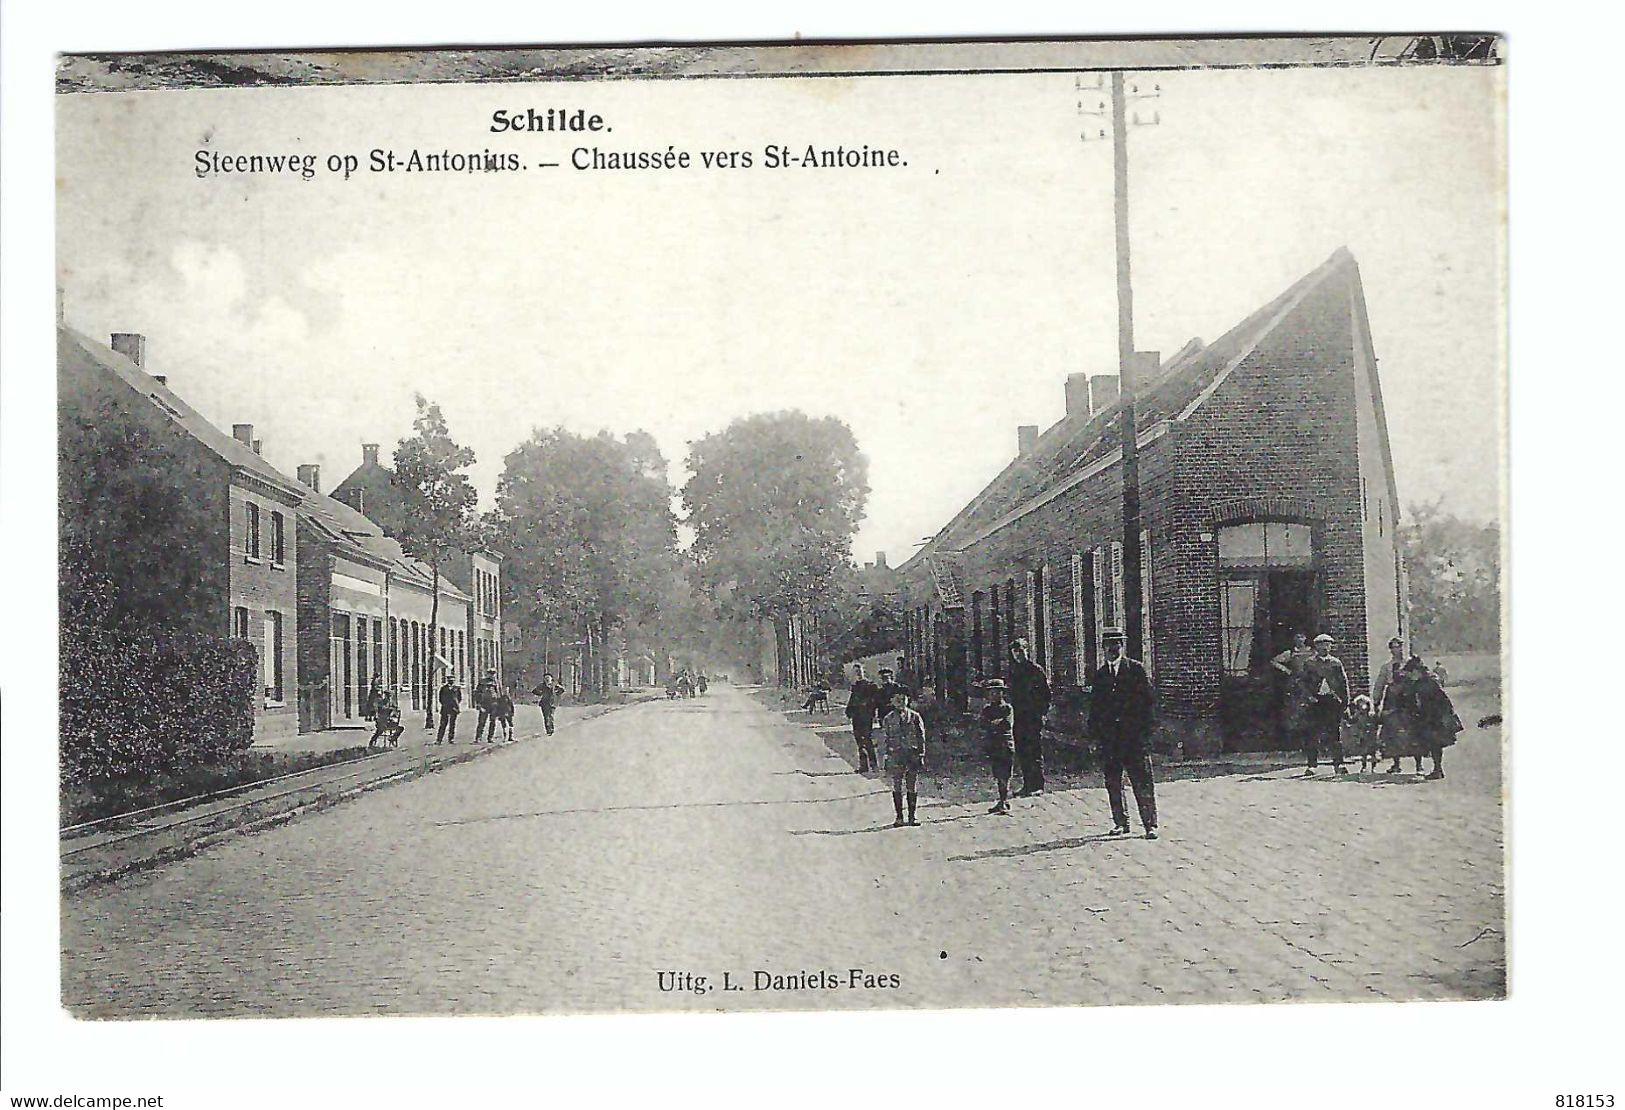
1025, 570, 1039, 663
270, 511, 286, 566
233, 606, 250, 640
353, 488, 365, 514
389, 618, 399, 690
1220, 581, 1259, 677
1216, 522, 1313, 568
1377, 500, 1385, 537
245, 503, 261, 561
1040, 563, 1054, 674
1361, 478, 1369, 522
1111, 542, 1125, 633
264, 610, 284, 704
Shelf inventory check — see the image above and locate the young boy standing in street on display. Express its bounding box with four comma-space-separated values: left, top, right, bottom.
880, 688, 927, 827
980, 679, 1016, 815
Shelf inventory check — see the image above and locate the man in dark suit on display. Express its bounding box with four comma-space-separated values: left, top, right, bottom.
1008, 638, 1051, 796
1088, 627, 1159, 839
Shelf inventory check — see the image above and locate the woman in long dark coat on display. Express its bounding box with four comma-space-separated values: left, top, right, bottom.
1383, 657, 1462, 779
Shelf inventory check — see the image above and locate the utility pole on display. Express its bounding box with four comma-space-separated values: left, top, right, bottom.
1082, 71, 1158, 661
1111, 70, 1144, 663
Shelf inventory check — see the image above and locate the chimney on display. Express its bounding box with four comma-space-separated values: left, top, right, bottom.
297, 464, 321, 492
875, 551, 888, 570
1017, 425, 1039, 456
110, 333, 146, 368
232, 423, 254, 446
363, 443, 380, 466
1089, 375, 1120, 414
1065, 373, 1091, 418
251, 439, 264, 456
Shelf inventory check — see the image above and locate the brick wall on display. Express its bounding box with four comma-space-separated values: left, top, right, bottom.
295, 520, 333, 733
228, 483, 301, 741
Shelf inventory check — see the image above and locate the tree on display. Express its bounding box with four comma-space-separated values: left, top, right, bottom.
490, 427, 677, 698
59, 392, 222, 637
1399, 500, 1501, 653
682, 411, 869, 687
394, 395, 479, 728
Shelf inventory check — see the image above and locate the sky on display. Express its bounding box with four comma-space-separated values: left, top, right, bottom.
56, 63, 1503, 567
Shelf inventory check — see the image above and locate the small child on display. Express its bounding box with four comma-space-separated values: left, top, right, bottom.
880, 688, 927, 827
1347, 693, 1381, 772
980, 679, 1016, 815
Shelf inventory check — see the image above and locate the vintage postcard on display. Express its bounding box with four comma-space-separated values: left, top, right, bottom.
54, 35, 1506, 1019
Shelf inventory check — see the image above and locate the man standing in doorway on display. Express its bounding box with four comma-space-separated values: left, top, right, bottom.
1089, 627, 1159, 839
846, 664, 880, 773
1008, 638, 1051, 796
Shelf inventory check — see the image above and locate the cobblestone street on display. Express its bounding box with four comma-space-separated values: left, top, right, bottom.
61, 685, 1504, 1018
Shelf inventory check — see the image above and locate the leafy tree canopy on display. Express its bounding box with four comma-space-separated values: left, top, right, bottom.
1399, 500, 1501, 653
393, 395, 479, 569
682, 411, 869, 621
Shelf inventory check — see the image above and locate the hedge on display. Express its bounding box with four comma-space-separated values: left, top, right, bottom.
60, 627, 257, 786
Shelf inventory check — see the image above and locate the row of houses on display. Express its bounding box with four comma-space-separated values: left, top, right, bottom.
888, 249, 1408, 757
59, 326, 504, 742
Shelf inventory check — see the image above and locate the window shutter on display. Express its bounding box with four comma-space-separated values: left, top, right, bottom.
1040, 563, 1055, 675
1111, 541, 1125, 633
1139, 529, 1153, 676
1092, 546, 1106, 671
1071, 554, 1085, 684
1024, 570, 1037, 649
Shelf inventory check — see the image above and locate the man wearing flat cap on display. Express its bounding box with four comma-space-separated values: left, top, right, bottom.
1088, 626, 1159, 839
1302, 633, 1351, 775
874, 667, 904, 725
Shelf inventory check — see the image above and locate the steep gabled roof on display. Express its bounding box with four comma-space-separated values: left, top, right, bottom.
60, 326, 308, 501
906, 248, 1362, 563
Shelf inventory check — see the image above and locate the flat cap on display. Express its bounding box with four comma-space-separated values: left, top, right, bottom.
1313, 633, 1335, 644
1101, 626, 1127, 639
981, 678, 1008, 690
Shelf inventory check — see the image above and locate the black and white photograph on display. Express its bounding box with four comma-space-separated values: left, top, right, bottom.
8, 9, 1614, 1106
48, 34, 1508, 1019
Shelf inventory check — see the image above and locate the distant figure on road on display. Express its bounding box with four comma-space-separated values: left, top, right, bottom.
801, 683, 831, 713
473, 669, 501, 742
1302, 634, 1351, 776
846, 664, 880, 773
696, 673, 709, 696
1008, 639, 1051, 796
677, 672, 694, 699
1089, 627, 1159, 839
881, 688, 926, 827
1373, 636, 1423, 774
979, 679, 1016, 816
435, 675, 462, 745
369, 687, 404, 749
532, 674, 561, 735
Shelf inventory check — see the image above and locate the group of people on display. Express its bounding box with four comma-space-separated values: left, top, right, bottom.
844, 628, 1161, 839
1272, 633, 1461, 779
666, 670, 709, 699
361, 669, 568, 748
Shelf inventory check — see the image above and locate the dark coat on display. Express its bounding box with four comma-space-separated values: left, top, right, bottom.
1008, 658, 1051, 720
1301, 653, 1351, 708
531, 681, 559, 708
846, 678, 879, 725
1089, 658, 1155, 754
438, 682, 462, 712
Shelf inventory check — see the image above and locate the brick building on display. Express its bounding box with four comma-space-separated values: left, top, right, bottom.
331, 444, 504, 685
893, 249, 1406, 755
291, 465, 473, 732
59, 327, 306, 742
